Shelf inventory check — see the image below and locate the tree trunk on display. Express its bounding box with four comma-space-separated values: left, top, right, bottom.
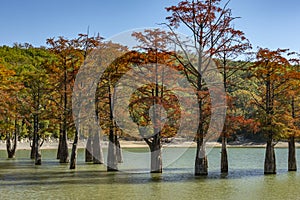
195, 138, 208, 176
149, 136, 162, 173
31, 102, 40, 160
115, 136, 123, 163
57, 125, 62, 159
7, 121, 18, 159
107, 130, 118, 171
288, 136, 297, 171
107, 82, 118, 171
6, 131, 17, 159
70, 129, 79, 169
35, 133, 42, 165
289, 97, 297, 171
59, 129, 69, 163
6, 135, 14, 159
92, 130, 104, 164
33, 94, 41, 165
85, 133, 93, 162
264, 138, 276, 174
59, 64, 69, 163
30, 131, 36, 159
221, 136, 228, 173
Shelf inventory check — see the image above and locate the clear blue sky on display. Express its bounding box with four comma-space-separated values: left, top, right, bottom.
1, 0, 299, 52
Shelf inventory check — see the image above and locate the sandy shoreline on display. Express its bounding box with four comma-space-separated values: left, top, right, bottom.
0, 140, 299, 150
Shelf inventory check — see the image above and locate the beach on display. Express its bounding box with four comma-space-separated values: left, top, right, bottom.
0, 139, 299, 150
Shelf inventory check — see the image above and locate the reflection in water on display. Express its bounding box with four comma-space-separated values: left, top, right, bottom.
0, 148, 299, 200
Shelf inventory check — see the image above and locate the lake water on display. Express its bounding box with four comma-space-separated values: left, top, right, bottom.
0, 147, 300, 200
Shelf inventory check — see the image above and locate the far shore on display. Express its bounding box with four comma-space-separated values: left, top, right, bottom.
0, 140, 300, 150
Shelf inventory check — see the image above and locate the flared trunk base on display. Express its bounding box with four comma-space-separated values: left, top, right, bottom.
264, 140, 276, 174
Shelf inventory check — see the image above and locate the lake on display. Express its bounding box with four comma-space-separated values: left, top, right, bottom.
0, 147, 300, 200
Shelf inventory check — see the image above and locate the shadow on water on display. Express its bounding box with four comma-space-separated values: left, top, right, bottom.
0, 159, 280, 188
0, 148, 298, 189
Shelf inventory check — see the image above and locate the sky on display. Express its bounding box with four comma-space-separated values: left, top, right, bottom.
1, 0, 300, 52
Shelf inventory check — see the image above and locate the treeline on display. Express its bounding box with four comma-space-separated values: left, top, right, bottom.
0, 35, 103, 165
0, 0, 300, 175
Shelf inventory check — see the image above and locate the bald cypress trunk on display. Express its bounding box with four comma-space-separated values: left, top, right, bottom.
221, 136, 228, 173
70, 129, 79, 169
7, 120, 18, 158
288, 136, 297, 171
93, 130, 104, 164
195, 90, 208, 176
144, 134, 162, 173
57, 125, 62, 159
150, 139, 162, 173
85, 134, 93, 162
6, 131, 17, 159
115, 136, 123, 163
107, 129, 118, 171
30, 130, 36, 159
195, 138, 208, 176
220, 54, 229, 174
35, 134, 42, 165
264, 138, 276, 174
59, 65, 69, 163
59, 124, 69, 163
288, 98, 297, 171
33, 91, 41, 165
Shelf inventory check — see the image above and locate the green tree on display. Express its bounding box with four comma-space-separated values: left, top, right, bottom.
47, 36, 85, 163
279, 54, 300, 171
249, 48, 291, 174
0, 45, 56, 162
0, 62, 20, 158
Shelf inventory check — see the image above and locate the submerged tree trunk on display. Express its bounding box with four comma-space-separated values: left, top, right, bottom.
147, 135, 162, 173
194, 59, 208, 176
31, 98, 40, 161
264, 138, 276, 174
195, 138, 208, 176
93, 130, 104, 164
70, 129, 79, 169
35, 134, 42, 165
143, 139, 162, 173
59, 119, 69, 163
6, 131, 17, 159
289, 98, 297, 171
115, 136, 123, 163
57, 125, 62, 159
33, 99, 42, 165
288, 136, 297, 171
85, 133, 93, 162
59, 65, 69, 163
221, 136, 228, 173
59, 129, 69, 163
30, 130, 36, 159
107, 82, 118, 171
107, 129, 118, 171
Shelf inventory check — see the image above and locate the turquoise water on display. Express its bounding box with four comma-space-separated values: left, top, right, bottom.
0, 147, 300, 200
